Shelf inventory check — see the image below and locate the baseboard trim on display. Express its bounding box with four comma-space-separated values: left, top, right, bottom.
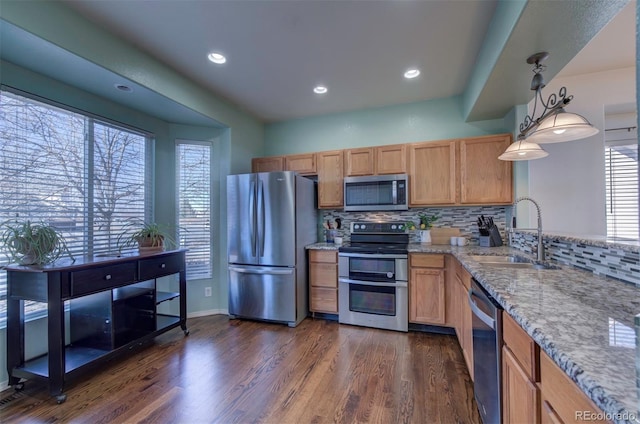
187, 309, 228, 318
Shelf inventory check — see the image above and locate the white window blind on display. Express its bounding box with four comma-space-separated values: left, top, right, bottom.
0, 89, 153, 320
605, 136, 639, 240
176, 141, 212, 279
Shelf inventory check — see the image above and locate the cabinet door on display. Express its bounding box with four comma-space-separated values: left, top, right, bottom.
309, 250, 338, 313
317, 150, 344, 208
457, 275, 474, 380
375, 144, 406, 175
285, 153, 316, 175
345, 147, 375, 176
409, 268, 445, 325
459, 134, 513, 204
444, 255, 458, 329
503, 346, 540, 424
539, 352, 607, 424
408, 140, 456, 206
252, 156, 284, 173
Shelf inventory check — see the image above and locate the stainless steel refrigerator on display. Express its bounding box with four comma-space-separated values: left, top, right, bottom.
227, 171, 317, 327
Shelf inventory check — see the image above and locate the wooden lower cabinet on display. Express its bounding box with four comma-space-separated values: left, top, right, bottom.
503, 346, 540, 424
309, 250, 338, 313
409, 254, 445, 325
502, 312, 610, 424
539, 352, 609, 424
454, 261, 474, 380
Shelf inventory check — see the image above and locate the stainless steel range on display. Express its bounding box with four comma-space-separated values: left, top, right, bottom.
338, 222, 408, 332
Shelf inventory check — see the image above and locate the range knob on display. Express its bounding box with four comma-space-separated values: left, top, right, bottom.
354, 224, 360, 230
391, 225, 397, 230
361, 224, 366, 230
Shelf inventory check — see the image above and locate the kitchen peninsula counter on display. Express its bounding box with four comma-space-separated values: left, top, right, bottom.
306, 242, 640, 423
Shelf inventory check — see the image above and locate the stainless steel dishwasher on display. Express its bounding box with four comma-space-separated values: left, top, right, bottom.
468, 279, 503, 424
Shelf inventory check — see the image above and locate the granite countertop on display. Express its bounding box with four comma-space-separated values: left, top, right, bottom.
306, 241, 640, 423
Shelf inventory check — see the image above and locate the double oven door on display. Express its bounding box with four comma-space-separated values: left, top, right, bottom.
338, 252, 408, 332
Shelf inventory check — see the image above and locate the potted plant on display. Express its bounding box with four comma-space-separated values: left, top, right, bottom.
1, 219, 74, 265
417, 213, 438, 244
117, 220, 177, 254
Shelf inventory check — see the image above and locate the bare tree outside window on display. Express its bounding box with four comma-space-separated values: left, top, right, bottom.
0, 90, 152, 319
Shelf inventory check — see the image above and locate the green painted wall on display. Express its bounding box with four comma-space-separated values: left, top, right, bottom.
264, 95, 509, 156
462, 0, 526, 121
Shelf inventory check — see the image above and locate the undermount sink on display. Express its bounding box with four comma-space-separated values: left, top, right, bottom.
468, 255, 530, 263
468, 255, 559, 270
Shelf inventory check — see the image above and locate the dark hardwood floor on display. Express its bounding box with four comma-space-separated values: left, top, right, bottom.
1, 316, 480, 423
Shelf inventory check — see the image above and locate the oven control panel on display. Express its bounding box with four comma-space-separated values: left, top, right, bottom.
350, 222, 407, 233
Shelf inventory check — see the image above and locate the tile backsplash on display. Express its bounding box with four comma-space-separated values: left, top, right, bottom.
319, 206, 507, 243
318, 207, 640, 288
511, 231, 640, 287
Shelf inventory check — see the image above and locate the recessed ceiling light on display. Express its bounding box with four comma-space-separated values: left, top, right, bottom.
208, 52, 226, 64
114, 84, 133, 93
404, 69, 421, 79
313, 86, 328, 94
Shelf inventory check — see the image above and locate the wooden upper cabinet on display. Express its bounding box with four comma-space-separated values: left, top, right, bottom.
408, 140, 457, 206
345, 148, 375, 176
285, 153, 316, 175
375, 144, 406, 174
459, 134, 513, 205
252, 156, 284, 173
317, 150, 344, 209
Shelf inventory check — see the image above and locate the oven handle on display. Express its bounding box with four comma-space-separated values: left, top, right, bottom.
468, 288, 495, 329
339, 277, 407, 288
338, 252, 408, 259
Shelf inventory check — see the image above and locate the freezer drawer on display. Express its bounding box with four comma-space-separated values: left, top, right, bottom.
228, 265, 296, 324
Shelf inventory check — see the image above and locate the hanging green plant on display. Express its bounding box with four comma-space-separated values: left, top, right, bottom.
1, 220, 74, 265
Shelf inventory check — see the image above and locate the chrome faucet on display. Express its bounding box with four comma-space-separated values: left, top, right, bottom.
510, 196, 545, 261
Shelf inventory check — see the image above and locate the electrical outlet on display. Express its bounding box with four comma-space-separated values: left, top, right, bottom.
204, 287, 212, 297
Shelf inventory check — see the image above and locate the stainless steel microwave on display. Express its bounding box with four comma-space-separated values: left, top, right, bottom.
343, 174, 409, 211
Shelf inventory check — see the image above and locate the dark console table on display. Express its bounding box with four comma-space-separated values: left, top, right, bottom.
5, 249, 188, 403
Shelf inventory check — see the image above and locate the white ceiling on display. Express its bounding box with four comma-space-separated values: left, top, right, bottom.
556, 0, 635, 78
1, 1, 634, 126
61, 0, 498, 123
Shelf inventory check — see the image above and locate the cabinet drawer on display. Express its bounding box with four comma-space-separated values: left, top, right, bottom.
503, 313, 539, 381
410, 254, 444, 268
71, 262, 137, 296
309, 250, 337, 263
139, 254, 183, 280
310, 287, 338, 313
310, 263, 337, 288
540, 352, 607, 423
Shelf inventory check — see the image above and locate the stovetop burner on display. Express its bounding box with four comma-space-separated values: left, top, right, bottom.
338, 221, 409, 255
338, 242, 408, 255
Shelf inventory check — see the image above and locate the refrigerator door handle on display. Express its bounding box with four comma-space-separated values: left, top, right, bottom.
229, 266, 294, 275
258, 179, 266, 257
249, 179, 257, 257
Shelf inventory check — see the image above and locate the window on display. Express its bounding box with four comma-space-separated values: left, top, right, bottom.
176, 141, 212, 279
605, 131, 639, 240
0, 88, 153, 321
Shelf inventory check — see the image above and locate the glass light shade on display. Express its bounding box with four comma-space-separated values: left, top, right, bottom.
526, 109, 599, 144
498, 139, 549, 161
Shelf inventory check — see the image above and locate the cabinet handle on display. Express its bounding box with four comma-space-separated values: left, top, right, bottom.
161, 263, 166, 269
105, 274, 112, 280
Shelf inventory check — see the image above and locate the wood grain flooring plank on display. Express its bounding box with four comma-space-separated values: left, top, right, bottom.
1, 315, 481, 424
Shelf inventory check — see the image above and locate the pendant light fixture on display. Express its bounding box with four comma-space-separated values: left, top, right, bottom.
498, 137, 549, 161
499, 52, 599, 161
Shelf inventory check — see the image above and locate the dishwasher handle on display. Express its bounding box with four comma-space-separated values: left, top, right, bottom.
468, 288, 496, 330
